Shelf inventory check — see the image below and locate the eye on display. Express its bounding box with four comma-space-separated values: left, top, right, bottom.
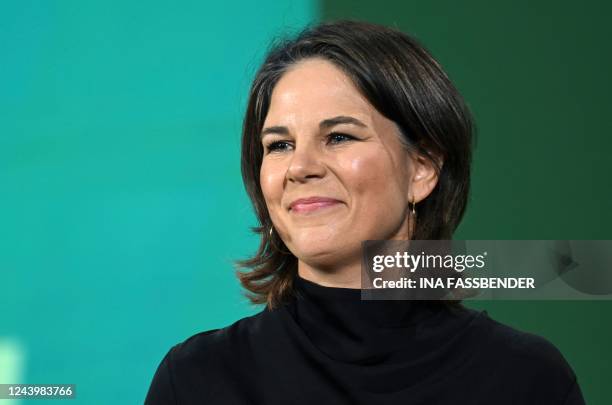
327, 132, 356, 145
264, 140, 292, 154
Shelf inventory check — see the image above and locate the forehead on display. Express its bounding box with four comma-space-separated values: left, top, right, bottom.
264, 58, 377, 127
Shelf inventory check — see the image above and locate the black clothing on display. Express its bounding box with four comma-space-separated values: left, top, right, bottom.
145, 274, 585, 404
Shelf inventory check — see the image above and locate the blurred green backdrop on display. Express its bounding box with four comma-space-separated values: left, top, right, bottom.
0, 1, 315, 403
1, 0, 610, 404
321, 1, 612, 404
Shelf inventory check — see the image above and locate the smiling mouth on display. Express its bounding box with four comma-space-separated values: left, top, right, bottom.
290, 200, 342, 214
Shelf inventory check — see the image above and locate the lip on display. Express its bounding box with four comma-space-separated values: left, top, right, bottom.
288, 196, 342, 214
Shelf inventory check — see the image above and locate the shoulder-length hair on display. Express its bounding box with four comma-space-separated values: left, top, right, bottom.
235, 20, 475, 309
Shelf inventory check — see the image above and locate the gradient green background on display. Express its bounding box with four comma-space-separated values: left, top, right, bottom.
1, 1, 610, 404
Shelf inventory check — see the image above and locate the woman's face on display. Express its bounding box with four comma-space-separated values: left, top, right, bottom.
260, 58, 437, 273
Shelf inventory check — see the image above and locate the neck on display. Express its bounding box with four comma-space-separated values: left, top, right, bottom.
285, 272, 458, 364
297, 258, 361, 288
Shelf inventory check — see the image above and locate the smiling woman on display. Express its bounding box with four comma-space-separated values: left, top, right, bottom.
145, 20, 585, 404
258, 58, 432, 288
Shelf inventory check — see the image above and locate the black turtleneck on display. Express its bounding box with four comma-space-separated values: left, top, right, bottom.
145, 274, 585, 404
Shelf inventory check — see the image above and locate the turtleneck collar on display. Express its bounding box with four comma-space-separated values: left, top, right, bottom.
285, 272, 470, 365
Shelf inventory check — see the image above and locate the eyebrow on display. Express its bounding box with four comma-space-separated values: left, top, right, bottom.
260, 115, 367, 139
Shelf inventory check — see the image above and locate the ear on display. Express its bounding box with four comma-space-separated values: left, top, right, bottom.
407, 153, 441, 203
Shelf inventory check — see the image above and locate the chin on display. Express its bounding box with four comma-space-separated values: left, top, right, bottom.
294, 242, 337, 258
294, 239, 359, 266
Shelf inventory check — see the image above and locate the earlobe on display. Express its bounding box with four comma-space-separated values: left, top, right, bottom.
409, 154, 441, 203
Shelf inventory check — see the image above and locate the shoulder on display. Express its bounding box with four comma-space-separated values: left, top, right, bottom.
170, 307, 270, 367
145, 308, 272, 404
481, 312, 574, 373
473, 310, 582, 403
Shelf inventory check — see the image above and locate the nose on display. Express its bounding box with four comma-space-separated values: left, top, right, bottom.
286, 140, 326, 183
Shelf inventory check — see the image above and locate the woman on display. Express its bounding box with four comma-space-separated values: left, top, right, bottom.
145, 20, 584, 404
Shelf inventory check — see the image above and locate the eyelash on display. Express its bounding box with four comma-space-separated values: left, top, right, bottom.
264, 132, 357, 153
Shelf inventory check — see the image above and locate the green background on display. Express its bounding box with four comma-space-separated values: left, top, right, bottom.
1, 0, 610, 403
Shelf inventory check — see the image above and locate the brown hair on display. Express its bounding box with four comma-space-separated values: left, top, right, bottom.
235, 20, 475, 309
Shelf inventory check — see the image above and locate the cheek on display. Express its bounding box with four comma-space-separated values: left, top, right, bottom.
339, 147, 397, 195
260, 160, 284, 205
338, 147, 408, 216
